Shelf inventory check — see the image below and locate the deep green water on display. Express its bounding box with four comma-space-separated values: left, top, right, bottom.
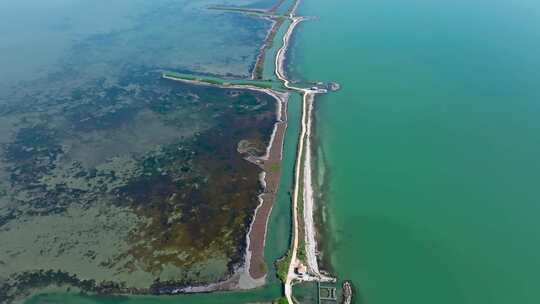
292, 0, 540, 303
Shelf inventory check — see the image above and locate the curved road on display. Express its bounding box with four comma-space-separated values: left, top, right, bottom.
273, 10, 318, 304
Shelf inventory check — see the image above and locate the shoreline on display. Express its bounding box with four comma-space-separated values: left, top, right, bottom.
310, 106, 335, 274
244, 89, 289, 281
19, 0, 316, 300
162, 1, 309, 290
251, 0, 301, 80
162, 75, 289, 289
274, 1, 338, 302
208, 1, 288, 81
302, 92, 319, 275
5, 74, 293, 304
252, 16, 285, 80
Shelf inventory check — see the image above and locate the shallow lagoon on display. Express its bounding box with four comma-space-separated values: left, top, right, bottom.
0, 0, 292, 302
0, 0, 273, 92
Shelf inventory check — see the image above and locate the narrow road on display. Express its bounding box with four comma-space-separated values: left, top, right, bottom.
285, 91, 312, 303
273, 8, 315, 304
274, 0, 335, 301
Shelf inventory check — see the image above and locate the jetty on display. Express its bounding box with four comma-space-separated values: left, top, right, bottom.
318, 282, 338, 303
270, 1, 341, 303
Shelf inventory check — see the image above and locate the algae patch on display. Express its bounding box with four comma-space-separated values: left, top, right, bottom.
0, 71, 277, 301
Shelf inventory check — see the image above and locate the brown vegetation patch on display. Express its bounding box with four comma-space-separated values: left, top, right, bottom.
0, 70, 278, 300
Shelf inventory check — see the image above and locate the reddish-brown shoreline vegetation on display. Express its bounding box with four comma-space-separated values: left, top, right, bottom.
246, 94, 288, 279
252, 17, 285, 80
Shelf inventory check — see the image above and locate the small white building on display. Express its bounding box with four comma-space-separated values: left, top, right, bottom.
295, 263, 307, 276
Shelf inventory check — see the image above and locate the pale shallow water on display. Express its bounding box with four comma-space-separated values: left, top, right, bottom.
0, 0, 272, 95
0, 0, 296, 302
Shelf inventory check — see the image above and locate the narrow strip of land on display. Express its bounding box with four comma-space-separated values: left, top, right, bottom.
273, 2, 336, 303
166, 0, 337, 300
163, 74, 289, 290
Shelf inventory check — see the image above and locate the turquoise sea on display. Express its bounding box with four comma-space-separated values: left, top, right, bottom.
293, 0, 540, 303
